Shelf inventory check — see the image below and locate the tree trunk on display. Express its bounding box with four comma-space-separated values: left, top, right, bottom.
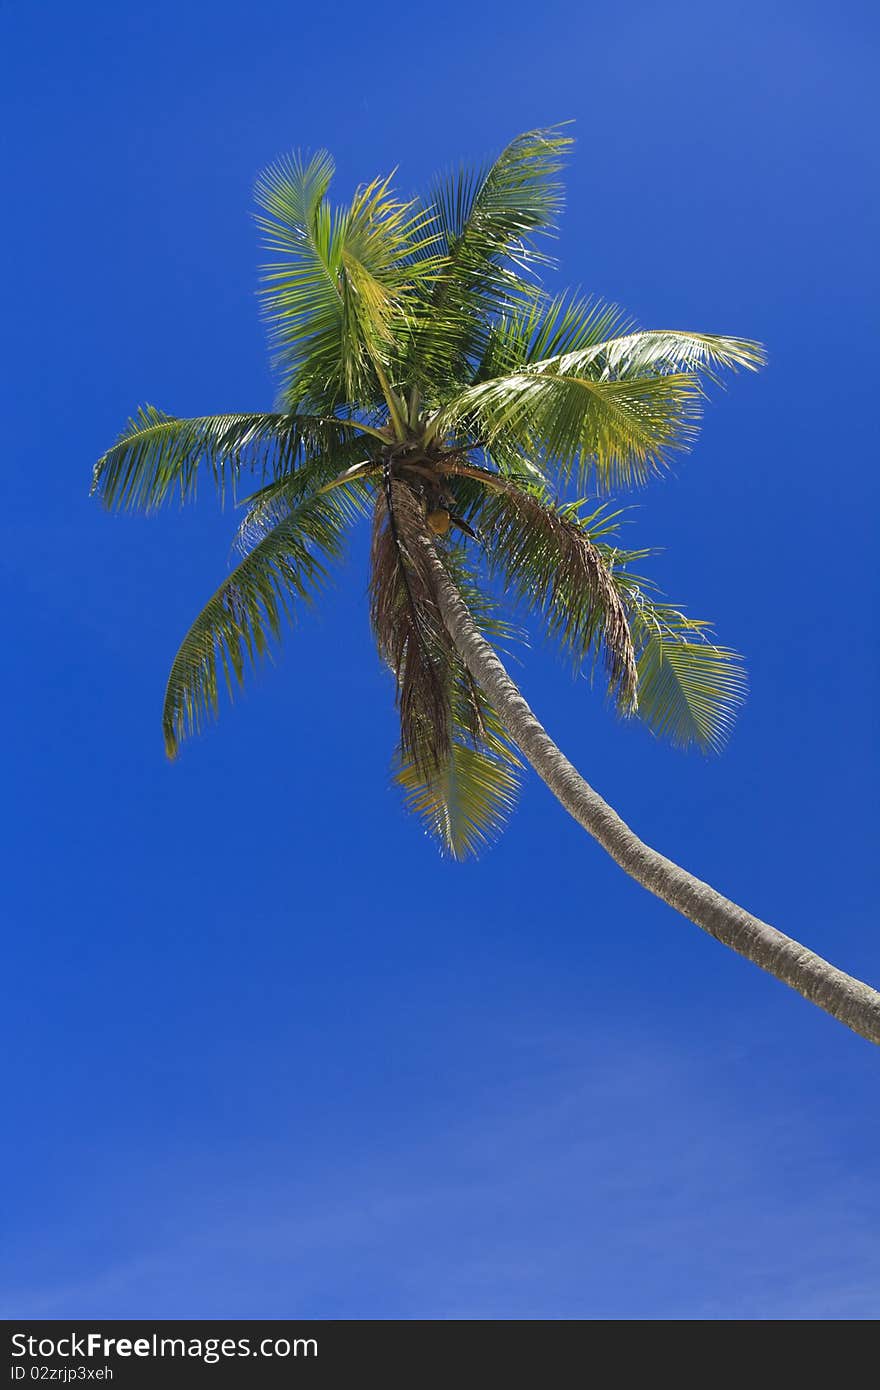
422, 538, 880, 1046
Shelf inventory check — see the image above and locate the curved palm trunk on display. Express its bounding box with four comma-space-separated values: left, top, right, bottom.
421, 538, 880, 1046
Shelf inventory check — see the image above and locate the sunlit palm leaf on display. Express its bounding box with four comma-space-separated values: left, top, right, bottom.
255, 151, 352, 407
438, 369, 704, 490
343, 175, 441, 342
536, 330, 765, 385
452, 319, 762, 489
476, 291, 630, 381
256, 152, 440, 411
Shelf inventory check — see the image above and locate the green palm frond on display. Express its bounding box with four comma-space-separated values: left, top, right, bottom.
407, 126, 573, 390
476, 291, 630, 381
393, 552, 522, 859
256, 152, 440, 413
437, 368, 704, 490
92, 406, 353, 512
572, 329, 767, 380
452, 319, 763, 489
611, 581, 747, 751
394, 686, 521, 860
570, 329, 766, 382
342, 174, 440, 341
255, 150, 351, 408
232, 438, 378, 552
428, 125, 570, 277
162, 482, 365, 757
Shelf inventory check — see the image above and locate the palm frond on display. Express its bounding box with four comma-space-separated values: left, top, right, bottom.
92, 407, 351, 512
459, 471, 638, 707
254, 150, 351, 409
438, 368, 704, 490
611, 580, 747, 751
476, 291, 630, 381
393, 550, 522, 858
567, 329, 767, 383
429, 125, 570, 277
407, 126, 573, 390
394, 689, 521, 860
562, 329, 766, 382
256, 152, 440, 413
232, 437, 378, 552
162, 482, 364, 757
443, 319, 764, 490
369, 474, 454, 772
342, 174, 441, 344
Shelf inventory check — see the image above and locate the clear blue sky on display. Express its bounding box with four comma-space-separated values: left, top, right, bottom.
3, 0, 878, 1320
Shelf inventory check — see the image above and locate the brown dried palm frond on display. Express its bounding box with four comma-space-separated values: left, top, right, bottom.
391, 546, 523, 858
463, 471, 639, 710
369, 471, 455, 773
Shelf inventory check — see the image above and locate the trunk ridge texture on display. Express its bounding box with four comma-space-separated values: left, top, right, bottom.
423, 538, 880, 1045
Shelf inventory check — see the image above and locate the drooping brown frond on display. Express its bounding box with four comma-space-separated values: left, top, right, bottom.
369, 472, 454, 772
467, 472, 639, 709
390, 545, 524, 859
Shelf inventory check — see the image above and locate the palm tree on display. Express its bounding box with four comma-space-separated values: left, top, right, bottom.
92, 128, 880, 1044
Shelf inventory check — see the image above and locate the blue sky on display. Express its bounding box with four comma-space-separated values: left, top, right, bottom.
3, 0, 878, 1320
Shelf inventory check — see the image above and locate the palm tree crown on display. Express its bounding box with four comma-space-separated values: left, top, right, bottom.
93, 127, 763, 859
